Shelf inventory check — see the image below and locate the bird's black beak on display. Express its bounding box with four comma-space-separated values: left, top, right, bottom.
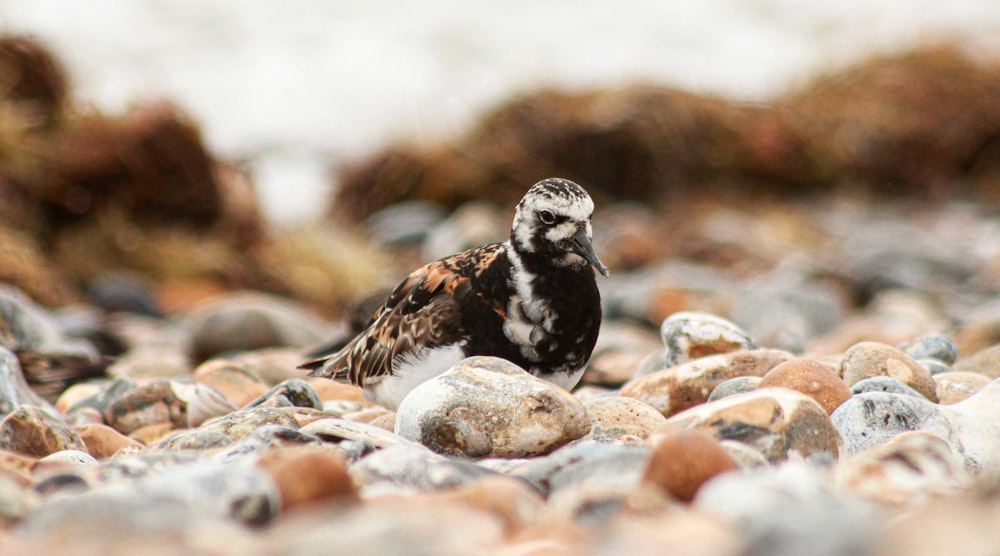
570, 227, 610, 277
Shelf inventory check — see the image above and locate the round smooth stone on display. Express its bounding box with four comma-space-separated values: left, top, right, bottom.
934, 372, 991, 405
395, 357, 590, 458
840, 342, 939, 403
74, 423, 145, 459
257, 446, 358, 509
897, 333, 958, 364
918, 358, 954, 376
850, 376, 925, 398
834, 430, 970, 507
0, 405, 86, 457
759, 358, 852, 415
192, 359, 270, 408
654, 388, 839, 463
707, 376, 761, 402
584, 396, 667, 443
642, 429, 737, 502
658, 311, 758, 368
620, 349, 792, 417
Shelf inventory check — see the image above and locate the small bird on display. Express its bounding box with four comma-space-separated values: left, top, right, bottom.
300, 178, 608, 410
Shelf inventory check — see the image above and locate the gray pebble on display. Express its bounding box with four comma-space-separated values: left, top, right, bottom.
897, 333, 958, 364
708, 376, 762, 402
850, 376, 927, 398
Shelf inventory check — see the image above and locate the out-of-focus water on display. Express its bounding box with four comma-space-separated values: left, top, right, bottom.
2, 1, 999, 223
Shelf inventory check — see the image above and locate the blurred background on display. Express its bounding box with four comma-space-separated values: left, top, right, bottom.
4, 1, 1000, 223
4, 0, 1000, 363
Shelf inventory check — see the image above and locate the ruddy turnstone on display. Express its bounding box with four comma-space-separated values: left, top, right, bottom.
300, 178, 608, 410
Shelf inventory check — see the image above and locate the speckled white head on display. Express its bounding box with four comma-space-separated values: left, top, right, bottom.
510, 178, 608, 276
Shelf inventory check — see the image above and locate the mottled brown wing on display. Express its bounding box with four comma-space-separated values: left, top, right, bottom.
300, 258, 470, 387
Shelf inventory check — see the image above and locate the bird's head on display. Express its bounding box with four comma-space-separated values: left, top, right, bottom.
511, 178, 609, 277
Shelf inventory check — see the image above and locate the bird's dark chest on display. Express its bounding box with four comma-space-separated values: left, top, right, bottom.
459, 251, 602, 374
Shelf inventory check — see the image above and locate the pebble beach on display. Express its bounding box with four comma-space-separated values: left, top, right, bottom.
3, 9, 1000, 556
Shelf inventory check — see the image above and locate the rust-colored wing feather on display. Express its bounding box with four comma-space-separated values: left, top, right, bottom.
299, 257, 472, 387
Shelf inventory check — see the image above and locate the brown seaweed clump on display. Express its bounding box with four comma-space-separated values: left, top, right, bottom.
334, 44, 1000, 222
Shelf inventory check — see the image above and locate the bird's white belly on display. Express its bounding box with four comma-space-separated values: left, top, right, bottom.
365, 344, 465, 410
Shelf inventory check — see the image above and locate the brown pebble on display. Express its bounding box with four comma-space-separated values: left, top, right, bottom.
759, 358, 852, 414
192, 359, 270, 407
0, 449, 37, 487
75, 423, 145, 459
128, 422, 178, 445
934, 372, 992, 405
368, 412, 396, 432
257, 447, 358, 510
54, 383, 101, 415
0, 405, 86, 457
841, 342, 939, 403
306, 378, 369, 404
642, 429, 737, 502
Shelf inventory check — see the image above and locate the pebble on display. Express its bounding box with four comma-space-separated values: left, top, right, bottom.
196, 407, 300, 442
934, 371, 991, 405
107, 345, 192, 379
707, 376, 761, 401
230, 347, 306, 386
0, 285, 64, 352
0, 405, 86, 457
395, 356, 591, 458
257, 446, 358, 509
192, 359, 270, 407
246, 378, 323, 409
656, 388, 840, 463
953, 343, 1000, 378
350, 443, 496, 496
642, 429, 737, 502
917, 358, 954, 376
620, 349, 792, 417
186, 291, 329, 360
758, 358, 852, 414
300, 417, 417, 452
512, 442, 652, 496
694, 461, 876, 556
103, 380, 237, 434
849, 375, 926, 398
583, 396, 667, 443
840, 341, 939, 402
0, 348, 59, 418
74, 423, 144, 459
898, 333, 958, 364
834, 430, 970, 507
658, 311, 759, 368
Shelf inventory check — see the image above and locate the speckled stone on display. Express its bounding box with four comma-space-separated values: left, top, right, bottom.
934, 372, 991, 405
349, 443, 494, 496
512, 442, 652, 496
584, 396, 667, 443
759, 358, 852, 414
104, 380, 237, 434
642, 429, 737, 502
708, 376, 761, 402
897, 333, 958, 364
840, 341, 939, 403
835, 430, 970, 507
306, 416, 416, 448
0, 405, 86, 457
192, 359, 270, 408
850, 376, 926, 398
196, 407, 300, 442
658, 312, 758, 368
246, 378, 323, 409
620, 349, 792, 417
655, 388, 840, 463
395, 357, 591, 458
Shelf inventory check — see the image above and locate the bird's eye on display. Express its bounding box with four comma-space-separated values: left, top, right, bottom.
538, 210, 556, 225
